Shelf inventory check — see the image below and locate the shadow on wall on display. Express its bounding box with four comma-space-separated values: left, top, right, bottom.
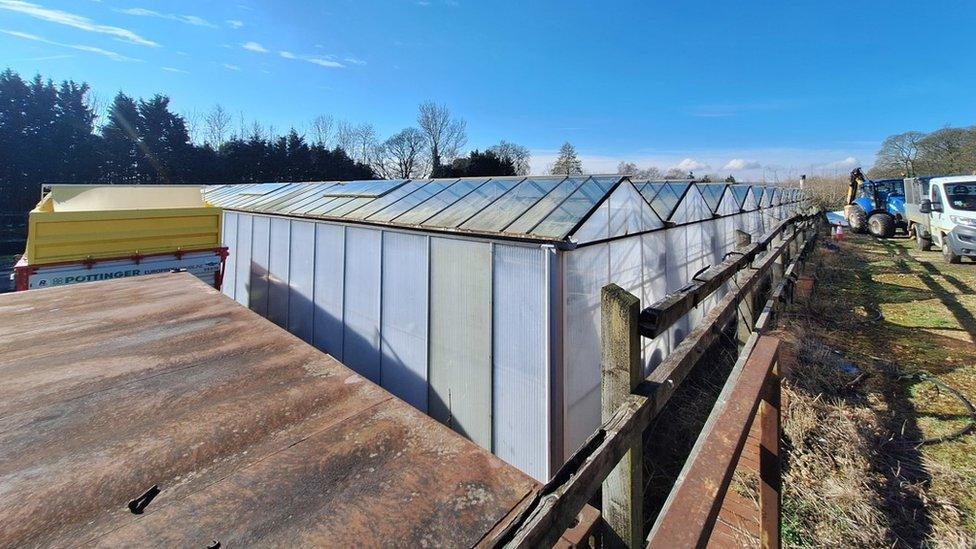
249, 259, 432, 425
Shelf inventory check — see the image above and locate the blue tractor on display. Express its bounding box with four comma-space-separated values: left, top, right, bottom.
843, 168, 907, 238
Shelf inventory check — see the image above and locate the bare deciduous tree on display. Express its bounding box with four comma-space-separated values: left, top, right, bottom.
663, 167, 691, 179
488, 140, 531, 175
182, 109, 202, 144
204, 104, 232, 147
617, 161, 663, 179
353, 123, 377, 165
374, 127, 428, 178
870, 131, 923, 177
417, 101, 467, 170
310, 115, 335, 147
335, 120, 357, 156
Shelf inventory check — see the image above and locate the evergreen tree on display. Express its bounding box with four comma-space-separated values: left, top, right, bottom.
101, 92, 141, 183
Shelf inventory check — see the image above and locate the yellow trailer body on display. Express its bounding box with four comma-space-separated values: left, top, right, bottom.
25, 185, 221, 266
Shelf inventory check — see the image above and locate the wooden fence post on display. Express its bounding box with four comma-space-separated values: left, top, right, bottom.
734, 230, 755, 351
601, 284, 643, 548
759, 359, 781, 549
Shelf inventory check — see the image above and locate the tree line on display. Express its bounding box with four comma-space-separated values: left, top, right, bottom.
870, 125, 976, 178
0, 68, 531, 215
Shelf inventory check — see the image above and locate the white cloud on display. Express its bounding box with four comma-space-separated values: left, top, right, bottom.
344, 57, 366, 66
305, 56, 344, 68
161, 66, 188, 73
824, 156, 859, 169
723, 158, 762, 170
222, 63, 241, 71
2, 29, 141, 61
0, 0, 159, 46
117, 8, 215, 28
241, 41, 267, 53
278, 50, 296, 59
674, 158, 710, 171
226, 19, 244, 29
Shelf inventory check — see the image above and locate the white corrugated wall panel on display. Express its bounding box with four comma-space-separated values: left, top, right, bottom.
312, 223, 345, 360
573, 201, 610, 243
287, 220, 315, 343
234, 214, 252, 307
221, 212, 238, 300
562, 243, 609, 459
380, 231, 429, 412
493, 244, 549, 481
640, 231, 669, 375
429, 237, 492, 449
249, 216, 270, 316
342, 227, 382, 382
267, 218, 291, 328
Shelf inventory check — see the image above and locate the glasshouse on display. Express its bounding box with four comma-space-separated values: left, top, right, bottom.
205, 177, 803, 481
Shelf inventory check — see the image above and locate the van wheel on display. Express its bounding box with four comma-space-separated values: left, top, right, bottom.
942, 240, 962, 264
848, 207, 868, 233
868, 213, 895, 238
915, 228, 932, 251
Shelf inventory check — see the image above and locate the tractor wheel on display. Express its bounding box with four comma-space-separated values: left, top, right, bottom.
942, 240, 962, 264
915, 229, 932, 251
848, 207, 868, 233
867, 213, 895, 238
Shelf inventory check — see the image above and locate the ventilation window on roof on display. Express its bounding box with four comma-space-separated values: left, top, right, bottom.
321, 180, 407, 198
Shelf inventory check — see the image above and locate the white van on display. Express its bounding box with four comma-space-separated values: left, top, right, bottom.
920, 176, 976, 263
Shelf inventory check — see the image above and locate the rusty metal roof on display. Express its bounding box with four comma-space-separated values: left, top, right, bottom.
0, 273, 538, 547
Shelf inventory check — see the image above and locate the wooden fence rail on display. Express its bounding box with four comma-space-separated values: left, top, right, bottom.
491, 213, 822, 548
646, 335, 781, 548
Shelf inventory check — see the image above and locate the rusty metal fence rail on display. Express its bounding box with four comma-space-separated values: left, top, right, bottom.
490, 212, 822, 548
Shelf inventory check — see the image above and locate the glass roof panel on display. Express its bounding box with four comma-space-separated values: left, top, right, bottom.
292, 194, 345, 215
271, 183, 341, 213
423, 177, 523, 229
751, 186, 764, 203
503, 177, 587, 235
340, 180, 429, 220
321, 196, 378, 217
697, 183, 726, 211
218, 184, 269, 208
461, 177, 563, 233
306, 195, 358, 216
649, 182, 687, 219
247, 183, 314, 211
204, 185, 235, 199
240, 183, 289, 196
532, 177, 617, 238
730, 185, 750, 207
634, 181, 666, 204
392, 178, 486, 225
366, 179, 455, 223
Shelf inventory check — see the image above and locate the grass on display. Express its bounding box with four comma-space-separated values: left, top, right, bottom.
779, 230, 976, 547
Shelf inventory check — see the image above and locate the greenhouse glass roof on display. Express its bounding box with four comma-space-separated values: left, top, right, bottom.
206, 176, 628, 242
205, 178, 795, 242
697, 183, 728, 211
729, 185, 752, 208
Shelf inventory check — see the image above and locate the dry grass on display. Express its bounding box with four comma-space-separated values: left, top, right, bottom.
778, 233, 976, 548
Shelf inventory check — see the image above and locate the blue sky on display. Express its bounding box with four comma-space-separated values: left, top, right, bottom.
2, 0, 975, 179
